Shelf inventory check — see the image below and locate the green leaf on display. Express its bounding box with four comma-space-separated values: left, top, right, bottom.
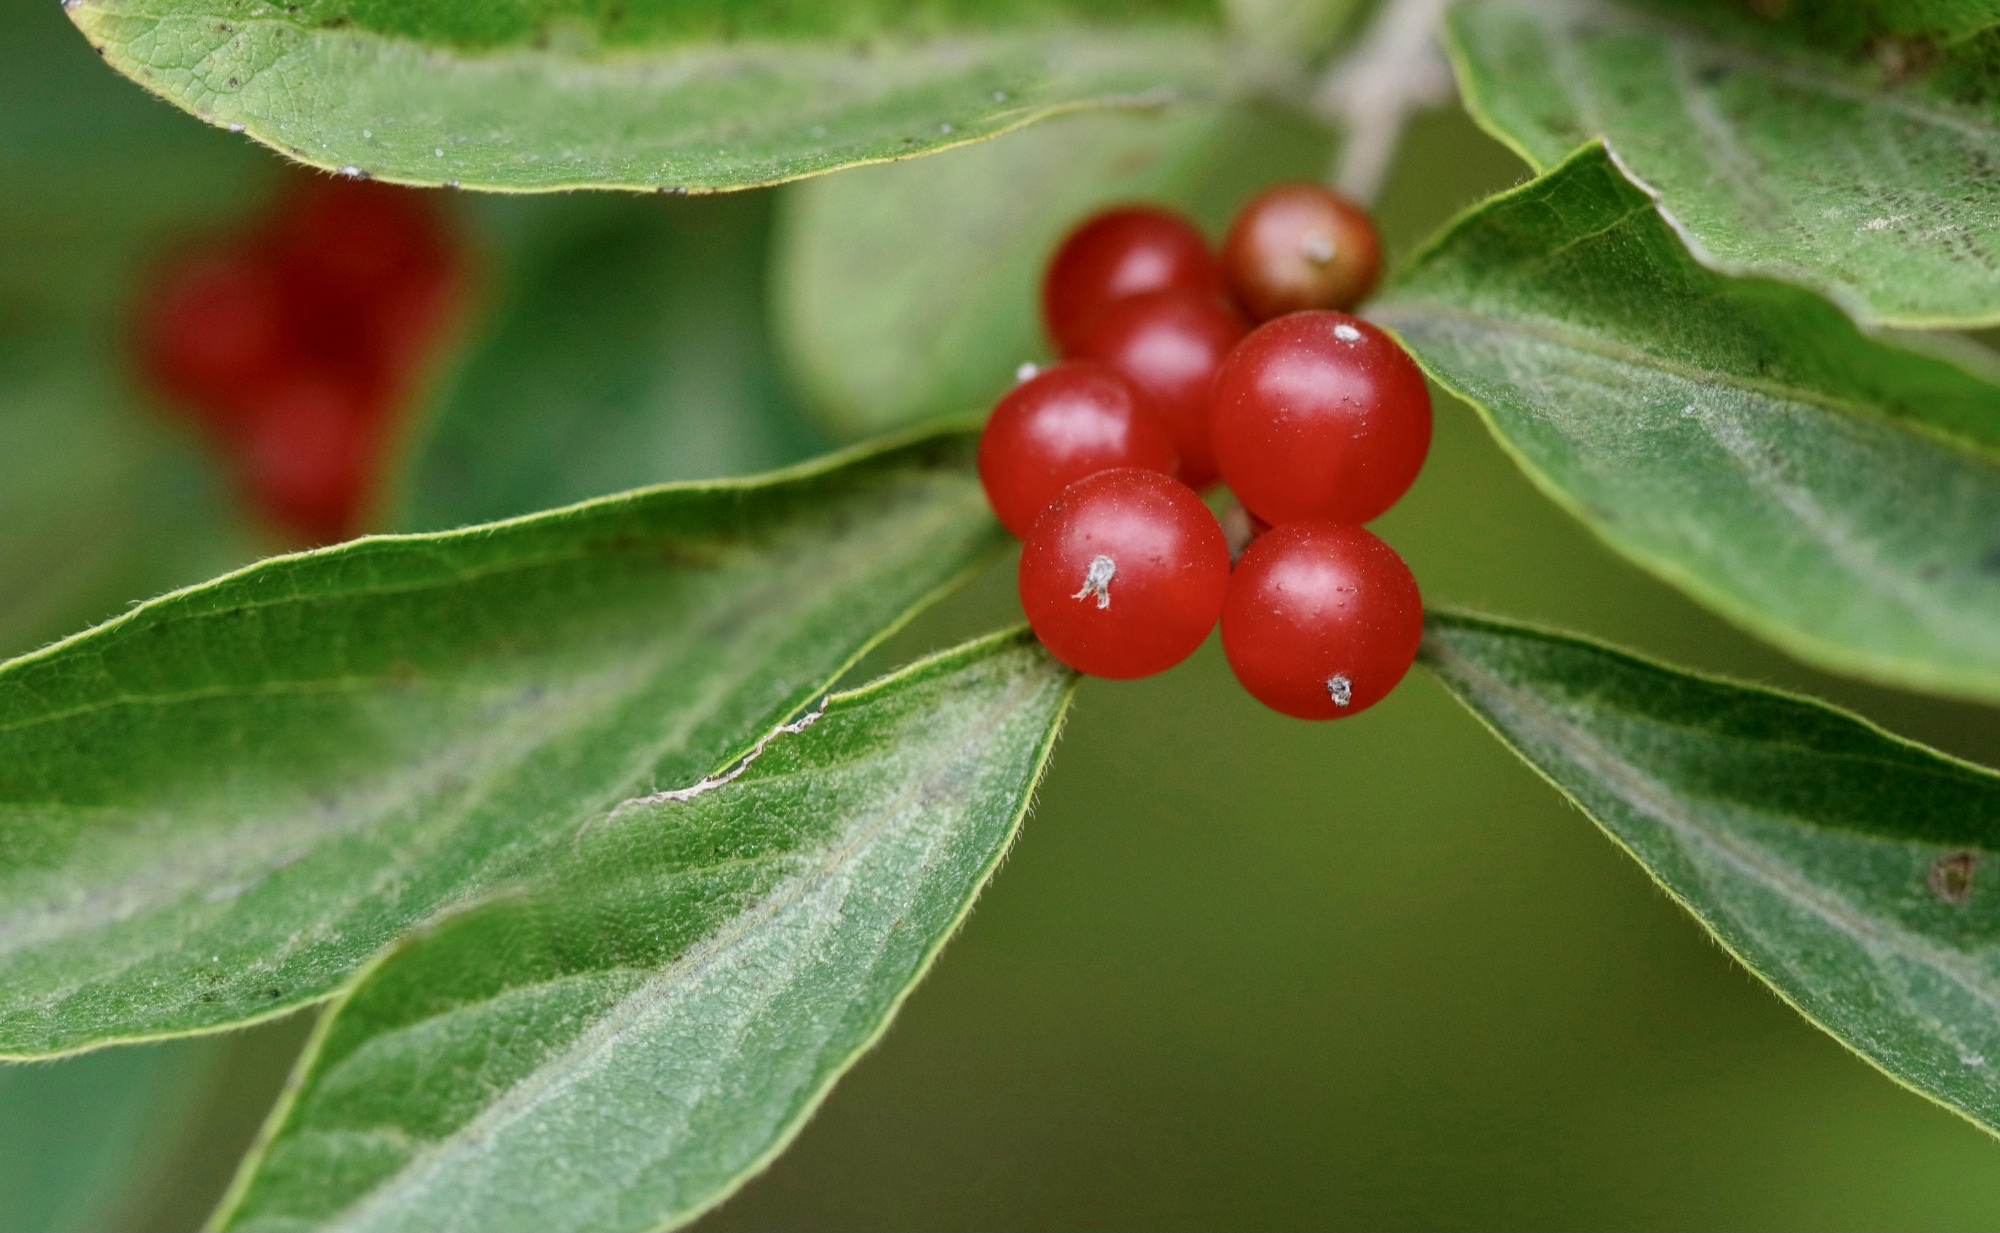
773, 102, 1334, 440
65, 0, 1230, 194
0, 428, 1001, 1058
1447, 0, 2000, 326
1372, 145, 2000, 704
212, 629, 1070, 1233
1421, 609, 2000, 1138
398, 190, 827, 530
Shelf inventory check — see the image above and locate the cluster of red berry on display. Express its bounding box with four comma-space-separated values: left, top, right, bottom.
979, 184, 1429, 720
137, 177, 463, 545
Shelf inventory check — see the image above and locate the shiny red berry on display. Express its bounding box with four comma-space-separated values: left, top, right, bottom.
237, 377, 380, 545
1210, 311, 1430, 526
1074, 291, 1244, 490
1221, 521, 1422, 719
1019, 468, 1230, 679
138, 248, 291, 423
1222, 183, 1381, 322
979, 361, 1178, 537
1042, 205, 1221, 354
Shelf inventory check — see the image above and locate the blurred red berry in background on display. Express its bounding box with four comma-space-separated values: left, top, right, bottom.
136, 174, 466, 547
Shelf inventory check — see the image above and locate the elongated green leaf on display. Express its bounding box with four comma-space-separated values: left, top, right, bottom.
212, 630, 1070, 1233
1422, 609, 2000, 1137
0, 429, 1000, 1058
399, 190, 826, 530
1372, 146, 2000, 704
1448, 0, 2000, 326
66, 0, 1229, 194
773, 102, 1333, 439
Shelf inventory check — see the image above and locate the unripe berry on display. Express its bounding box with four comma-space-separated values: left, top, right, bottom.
1222, 183, 1381, 321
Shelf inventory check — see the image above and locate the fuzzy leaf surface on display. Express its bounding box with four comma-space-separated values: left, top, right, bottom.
1374, 146, 2000, 703
0, 430, 1000, 1057
214, 631, 1071, 1233
65, 0, 1228, 194
1448, 0, 2000, 326
1422, 610, 2000, 1136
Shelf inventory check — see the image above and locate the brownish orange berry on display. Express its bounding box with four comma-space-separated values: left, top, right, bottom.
1222, 183, 1381, 322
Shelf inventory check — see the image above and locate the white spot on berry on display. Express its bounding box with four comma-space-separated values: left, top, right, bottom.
1301, 233, 1337, 264
1073, 555, 1116, 609
1333, 323, 1362, 343
1015, 361, 1040, 383
1327, 674, 1353, 706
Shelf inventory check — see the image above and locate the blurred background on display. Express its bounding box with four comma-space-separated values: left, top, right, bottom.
8, 0, 2000, 1227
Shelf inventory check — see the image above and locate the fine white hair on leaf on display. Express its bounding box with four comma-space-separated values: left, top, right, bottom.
610, 697, 833, 815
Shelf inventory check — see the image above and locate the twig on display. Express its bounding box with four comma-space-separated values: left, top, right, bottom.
1315, 0, 1459, 204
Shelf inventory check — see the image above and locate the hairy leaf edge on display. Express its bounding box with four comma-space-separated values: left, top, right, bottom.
0, 419, 1002, 1061
1375, 146, 2000, 704
62, 7, 1226, 197
1418, 606, 2000, 1142
1439, 7, 2000, 331
202, 626, 1076, 1232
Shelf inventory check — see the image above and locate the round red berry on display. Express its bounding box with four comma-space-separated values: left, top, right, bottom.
1074, 291, 1244, 490
1019, 468, 1230, 679
1209, 311, 1430, 526
979, 361, 1178, 537
237, 377, 380, 545
1222, 183, 1381, 322
1221, 521, 1422, 719
138, 247, 291, 424
1042, 205, 1220, 354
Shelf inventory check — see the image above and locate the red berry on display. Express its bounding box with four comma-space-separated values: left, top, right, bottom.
1042, 206, 1220, 354
979, 361, 1178, 537
1222, 183, 1381, 321
1221, 521, 1422, 719
1074, 291, 1244, 490
1210, 311, 1430, 525
272, 178, 451, 305
138, 248, 291, 422
1018, 468, 1230, 679
237, 377, 380, 545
